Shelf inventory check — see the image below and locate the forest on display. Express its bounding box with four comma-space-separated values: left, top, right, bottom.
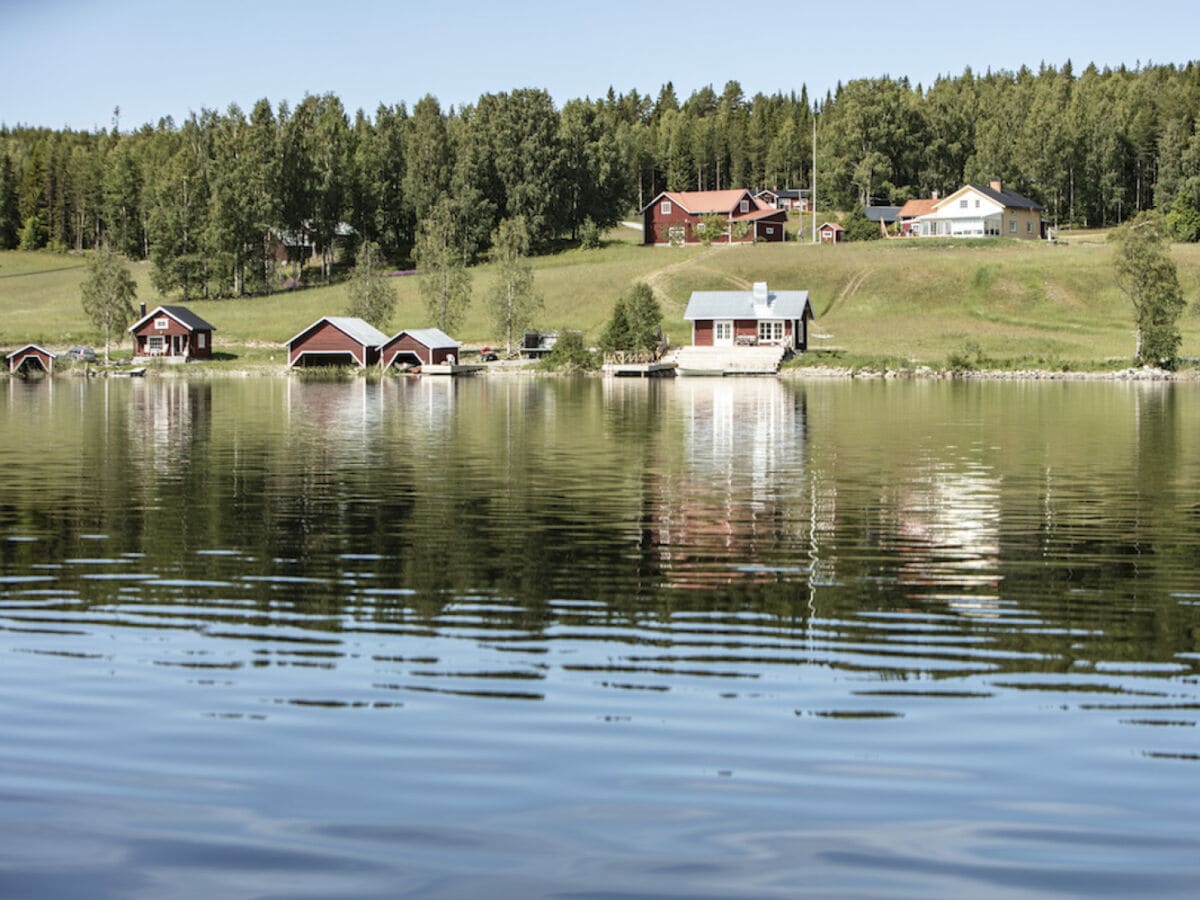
2, 60, 1200, 300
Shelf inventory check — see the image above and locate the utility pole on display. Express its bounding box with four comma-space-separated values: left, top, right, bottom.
811, 106, 817, 244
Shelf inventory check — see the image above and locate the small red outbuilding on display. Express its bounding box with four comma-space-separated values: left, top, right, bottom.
6, 344, 56, 375
381, 328, 461, 370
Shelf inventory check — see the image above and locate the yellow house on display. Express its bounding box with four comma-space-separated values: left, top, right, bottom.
912, 179, 1043, 239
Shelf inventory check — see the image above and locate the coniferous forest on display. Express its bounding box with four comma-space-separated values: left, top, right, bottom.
2, 61, 1199, 300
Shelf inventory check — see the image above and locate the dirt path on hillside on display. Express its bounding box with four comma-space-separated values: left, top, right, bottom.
821, 268, 869, 316
642, 246, 745, 310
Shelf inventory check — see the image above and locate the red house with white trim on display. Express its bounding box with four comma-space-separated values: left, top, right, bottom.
817, 222, 844, 244
684, 282, 814, 352
381, 328, 461, 370
286, 317, 389, 368
129, 305, 216, 361
6, 344, 56, 375
642, 189, 789, 246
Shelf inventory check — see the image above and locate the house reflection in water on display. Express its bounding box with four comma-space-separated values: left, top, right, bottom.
637, 378, 811, 591
128, 379, 212, 477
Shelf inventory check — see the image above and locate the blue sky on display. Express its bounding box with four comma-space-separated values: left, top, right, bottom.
3, 0, 1195, 131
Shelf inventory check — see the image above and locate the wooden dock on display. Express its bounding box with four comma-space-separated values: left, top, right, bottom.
419, 363, 485, 376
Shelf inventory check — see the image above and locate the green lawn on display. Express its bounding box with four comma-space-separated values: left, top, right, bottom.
3, 228, 1199, 370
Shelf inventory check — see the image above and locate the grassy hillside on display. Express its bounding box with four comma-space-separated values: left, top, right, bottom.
3, 226, 1200, 370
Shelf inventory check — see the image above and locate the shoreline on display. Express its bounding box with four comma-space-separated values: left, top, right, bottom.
8, 360, 1200, 383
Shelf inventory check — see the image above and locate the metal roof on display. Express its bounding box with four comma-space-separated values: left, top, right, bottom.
684, 285, 812, 322
387, 327, 460, 349
968, 183, 1042, 211
286, 316, 389, 348
5, 344, 56, 361
864, 206, 902, 222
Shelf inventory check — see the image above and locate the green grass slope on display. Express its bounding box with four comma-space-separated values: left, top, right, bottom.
3, 226, 1199, 370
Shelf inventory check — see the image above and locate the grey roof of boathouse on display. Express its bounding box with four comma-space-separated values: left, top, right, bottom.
388, 327, 460, 349
684, 284, 812, 321
286, 316, 390, 348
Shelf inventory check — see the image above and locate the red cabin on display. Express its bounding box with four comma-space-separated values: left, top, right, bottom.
129, 305, 216, 361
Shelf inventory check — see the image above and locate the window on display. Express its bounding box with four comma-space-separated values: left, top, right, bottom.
960, 199, 968, 208
661, 201, 671, 215
758, 321, 785, 343
713, 321, 733, 344
1027, 222, 1032, 233
1009, 219, 1017, 233
765, 226, 774, 235
740, 199, 749, 213
975, 199, 980, 208
147, 336, 164, 354
198, 333, 206, 349
155, 317, 169, 330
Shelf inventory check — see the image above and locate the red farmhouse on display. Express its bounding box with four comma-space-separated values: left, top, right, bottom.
6, 344, 56, 375
286, 316, 389, 368
382, 328, 461, 370
129, 305, 216, 361
642, 189, 789, 246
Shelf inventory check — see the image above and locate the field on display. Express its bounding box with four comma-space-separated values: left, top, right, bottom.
3, 223, 1200, 371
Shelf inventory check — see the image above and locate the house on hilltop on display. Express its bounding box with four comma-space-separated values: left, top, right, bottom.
642, 189, 789, 246
909, 180, 1043, 239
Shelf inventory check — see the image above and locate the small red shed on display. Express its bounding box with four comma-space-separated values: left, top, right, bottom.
6, 344, 56, 375
381, 328, 461, 370
129, 305, 216, 360
818, 222, 845, 244
286, 316, 389, 367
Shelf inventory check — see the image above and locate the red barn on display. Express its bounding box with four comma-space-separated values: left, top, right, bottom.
381, 328, 461, 370
129, 305, 216, 360
6, 344, 56, 375
642, 189, 789, 246
286, 316, 389, 367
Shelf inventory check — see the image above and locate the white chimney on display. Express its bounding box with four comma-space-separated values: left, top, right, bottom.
752, 282, 768, 302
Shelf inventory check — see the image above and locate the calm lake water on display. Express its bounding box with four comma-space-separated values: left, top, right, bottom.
2, 374, 1200, 899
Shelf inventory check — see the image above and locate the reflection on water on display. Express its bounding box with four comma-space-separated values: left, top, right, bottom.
2, 376, 1200, 898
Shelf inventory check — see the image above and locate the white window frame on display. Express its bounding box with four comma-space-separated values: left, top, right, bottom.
1010, 219, 1017, 233
960, 199, 968, 209
739, 199, 749, 213
147, 335, 165, 354
155, 317, 169, 330
765, 226, 774, 235
713, 321, 734, 346
661, 200, 672, 215
758, 321, 785, 343
198, 333, 206, 349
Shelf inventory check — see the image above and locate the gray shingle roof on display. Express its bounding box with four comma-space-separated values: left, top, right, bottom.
864, 206, 902, 222
970, 184, 1042, 211
129, 305, 217, 333
684, 286, 812, 322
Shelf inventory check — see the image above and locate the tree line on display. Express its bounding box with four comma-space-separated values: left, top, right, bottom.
2, 60, 1199, 297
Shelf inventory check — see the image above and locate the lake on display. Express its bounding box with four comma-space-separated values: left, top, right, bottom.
2, 374, 1199, 899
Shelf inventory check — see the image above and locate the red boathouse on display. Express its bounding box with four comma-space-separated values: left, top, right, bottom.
286, 317, 389, 367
